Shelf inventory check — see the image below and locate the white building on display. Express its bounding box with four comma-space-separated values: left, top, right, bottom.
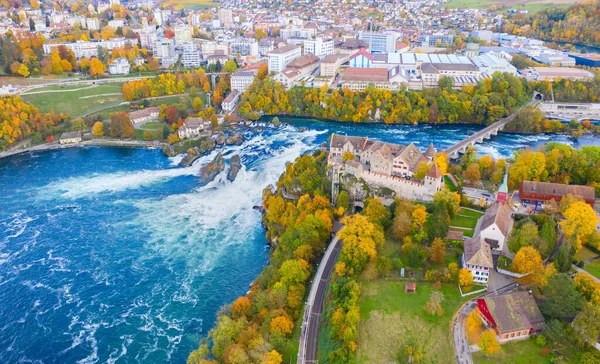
230, 39, 259, 57
472, 53, 518, 75
268, 44, 301, 73
86, 18, 100, 31
231, 70, 256, 93
462, 236, 493, 284
181, 41, 201, 68
174, 23, 192, 49
320, 54, 348, 77
108, 18, 125, 28
222, 90, 240, 112
201, 41, 229, 55
303, 37, 334, 58
43, 38, 134, 59
358, 31, 398, 54
139, 30, 158, 51
178, 118, 204, 139
153, 9, 163, 26
108, 57, 130, 75
218, 8, 233, 28
153, 38, 178, 67
478, 202, 513, 252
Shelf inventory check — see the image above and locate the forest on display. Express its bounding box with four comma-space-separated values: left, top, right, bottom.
502, 1, 600, 48
239, 73, 533, 125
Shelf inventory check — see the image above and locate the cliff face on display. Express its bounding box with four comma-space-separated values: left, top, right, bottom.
228, 154, 242, 182
199, 153, 225, 183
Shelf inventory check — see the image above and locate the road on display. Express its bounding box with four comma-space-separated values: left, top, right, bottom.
298, 220, 343, 364
452, 282, 516, 364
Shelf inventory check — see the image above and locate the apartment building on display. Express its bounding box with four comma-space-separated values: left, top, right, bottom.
231, 70, 256, 93
303, 37, 334, 58
268, 45, 301, 73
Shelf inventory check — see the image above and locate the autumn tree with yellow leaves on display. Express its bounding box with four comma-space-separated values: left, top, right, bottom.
336, 214, 385, 277
560, 201, 598, 252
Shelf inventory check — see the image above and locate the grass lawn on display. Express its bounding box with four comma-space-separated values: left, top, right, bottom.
142, 93, 201, 108
86, 104, 130, 121
445, 176, 457, 192
583, 259, 600, 279
472, 337, 580, 363
574, 246, 599, 262
139, 121, 166, 131
458, 208, 484, 218
357, 281, 471, 363
21, 83, 125, 117
451, 215, 478, 230
445, 0, 568, 14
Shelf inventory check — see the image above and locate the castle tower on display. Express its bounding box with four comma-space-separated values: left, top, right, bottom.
424, 161, 443, 193
496, 170, 508, 204
425, 143, 436, 161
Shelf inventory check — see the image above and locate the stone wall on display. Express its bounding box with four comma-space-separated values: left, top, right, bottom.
359, 170, 434, 202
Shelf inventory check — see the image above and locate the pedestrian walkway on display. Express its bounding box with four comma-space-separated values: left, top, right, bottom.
572, 264, 600, 284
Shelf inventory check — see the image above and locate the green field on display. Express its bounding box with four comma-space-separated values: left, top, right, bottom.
21, 83, 126, 117
357, 281, 470, 363
583, 259, 600, 279
574, 246, 599, 262
473, 336, 580, 363
449, 208, 482, 238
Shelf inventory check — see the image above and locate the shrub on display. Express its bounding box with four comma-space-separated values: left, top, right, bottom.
535, 334, 547, 347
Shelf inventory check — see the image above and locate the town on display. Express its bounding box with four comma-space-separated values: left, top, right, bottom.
0, 0, 600, 364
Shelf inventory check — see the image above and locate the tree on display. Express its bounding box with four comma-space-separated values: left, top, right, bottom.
90, 57, 106, 76
71, 117, 87, 132
392, 211, 412, 240
210, 114, 219, 129
448, 262, 459, 282
376, 256, 392, 278
224, 60, 238, 73
270, 315, 294, 336
411, 205, 428, 229
336, 214, 385, 276
459, 268, 472, 288
572, 302, 600, 348
543, 319, 564, 344
573, 273, 600, 302
279, 259, 309, 286
555, 243, 572, 272
425, 291, 445, 316
479, 330, 500, 357
231, 296, 251, 319
342, 151, 354, 162
261, 350, 283, 364
540, 273, 584, 321
462, 163, 481, 185
336, 190, 350, 213
429, 237, 446, 264
433, 190, 459, 219
466, 308, 483, 344
512, 246, 543, 275
364, 198, 390, 227
143, 131, 153, 140
92, 121, 104, 136
427, 209, 450, 240
435, 153, 448, 175
255, 28, 268, 40
560, 201, 598, 252
192, 97, 204, 111
413, 161, 430, 180
109, 111, 135, 139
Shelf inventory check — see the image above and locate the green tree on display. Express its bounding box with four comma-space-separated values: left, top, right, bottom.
71, 117, 87, 132
572, 302, 600, 348
336, 190, 350, 212
429, 237, 446, 264
336, 214, 385, 276
192, 97, 204, 111
364, 198, 390, 227
540, 273, 584, 321
224, 60, 238, 73
279, 259, 308, 286
543, 319, 564, 344
479, 330, 500, 357
143, 131, 153, 141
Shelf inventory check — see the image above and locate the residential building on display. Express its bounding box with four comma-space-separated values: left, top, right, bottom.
320, 54, 348, 77
358, 31, 397, 53
59, 132, 82, 144
230, 39, 259, 57
268, 45, 301, 73
129, 107, 159, 124
178, 118, 204, 139
182, 41, 201, 68
139, 30, 158, 51
108, 19, 125, 28
218, 8, 233, 28
153, 38, 178, 67
174, 23, 192, 49
462, 236, 493, 284
336, 39, 369, 55
42, 38, 135, 59
303, 37, 334, 58
108, 58, 130, 75
418, 33, 455, 47
222, 90, 240, 112
86, 17, 100, 31
478, 292, 546, 342
206, 52, 228, 66
258, 39, 274, 56
231, 70, 256, 93
478, 201, 513, 251
519, 181, 596, 207
274, 53, 320, 88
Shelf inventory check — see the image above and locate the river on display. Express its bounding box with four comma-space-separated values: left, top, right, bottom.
0, 121, 598, 363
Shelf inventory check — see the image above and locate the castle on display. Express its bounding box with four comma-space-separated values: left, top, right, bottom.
328, 134, 444, 202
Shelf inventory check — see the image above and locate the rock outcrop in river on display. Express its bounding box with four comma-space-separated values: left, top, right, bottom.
225, 133, 244, 145
227, 155, 242, 182
199, 153, 225, 183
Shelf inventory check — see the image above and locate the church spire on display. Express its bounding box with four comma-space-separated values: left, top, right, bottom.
497, 170, 508, 204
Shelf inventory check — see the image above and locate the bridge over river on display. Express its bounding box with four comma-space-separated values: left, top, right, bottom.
444, 98, 539, 159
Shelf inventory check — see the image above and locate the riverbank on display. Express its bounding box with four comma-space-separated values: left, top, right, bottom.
0, 139, 165, 160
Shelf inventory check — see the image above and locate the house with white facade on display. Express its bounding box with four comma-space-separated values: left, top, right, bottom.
108, 57, 130, 75
178, 117, 204, 139
231, 70, 256, 93
129, 107, 159, 124
222, 90, 240, 112
462, 236, 493, 284
303, 37, 334, 58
